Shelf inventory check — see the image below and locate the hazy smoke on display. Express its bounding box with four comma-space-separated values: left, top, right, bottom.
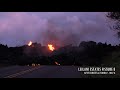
0, 12, 119, 47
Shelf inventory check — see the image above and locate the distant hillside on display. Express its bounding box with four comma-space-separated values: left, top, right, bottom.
0, 41, 120, 67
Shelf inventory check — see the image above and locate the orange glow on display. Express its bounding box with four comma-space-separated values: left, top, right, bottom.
55, 61, 58, 65
48, 44, 55, 51
28, 41, 32, 46
55, 62, 60, 65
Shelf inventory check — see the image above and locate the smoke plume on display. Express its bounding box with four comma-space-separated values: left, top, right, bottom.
0, 12, 119, 47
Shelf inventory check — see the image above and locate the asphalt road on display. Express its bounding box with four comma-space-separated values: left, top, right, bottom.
0, 65, 84, 78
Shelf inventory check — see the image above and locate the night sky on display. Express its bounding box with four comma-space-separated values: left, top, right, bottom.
0, 12, 119, 47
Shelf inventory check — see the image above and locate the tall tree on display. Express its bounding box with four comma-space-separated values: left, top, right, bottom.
107, 12, 120, 38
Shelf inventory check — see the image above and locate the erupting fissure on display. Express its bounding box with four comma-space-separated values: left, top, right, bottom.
28, 41, 32, 46
48, 44, 55, 51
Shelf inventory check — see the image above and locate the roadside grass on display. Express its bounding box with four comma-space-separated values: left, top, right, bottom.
0, 64, 12, 69
100, 51, 120, 78
83, 51, 120, 78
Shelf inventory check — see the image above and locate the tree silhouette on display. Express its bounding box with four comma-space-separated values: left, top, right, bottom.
107, 12, 120, 38
0, 41, 118, 66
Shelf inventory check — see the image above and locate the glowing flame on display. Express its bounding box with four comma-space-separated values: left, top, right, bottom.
55, 61, 60, 65
28, 41, 32, 46
55, 62, 58, 65
48, 44, 55, 51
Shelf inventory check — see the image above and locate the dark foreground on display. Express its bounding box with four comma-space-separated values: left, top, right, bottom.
0, 65, 117, 78
0, 65, 84, 78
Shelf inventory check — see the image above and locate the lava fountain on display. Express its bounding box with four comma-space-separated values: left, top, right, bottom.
48, 44, 55, 51
28, 41, 32, 46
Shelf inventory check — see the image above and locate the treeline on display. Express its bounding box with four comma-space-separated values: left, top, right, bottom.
0, 41, 120, 66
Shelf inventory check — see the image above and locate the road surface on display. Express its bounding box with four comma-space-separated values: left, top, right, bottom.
0, 65, 85, 78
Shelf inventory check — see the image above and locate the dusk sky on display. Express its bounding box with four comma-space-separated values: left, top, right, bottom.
0, 12, 119, 47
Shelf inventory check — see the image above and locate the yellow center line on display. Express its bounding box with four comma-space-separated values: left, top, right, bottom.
4, 66, 40, 78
